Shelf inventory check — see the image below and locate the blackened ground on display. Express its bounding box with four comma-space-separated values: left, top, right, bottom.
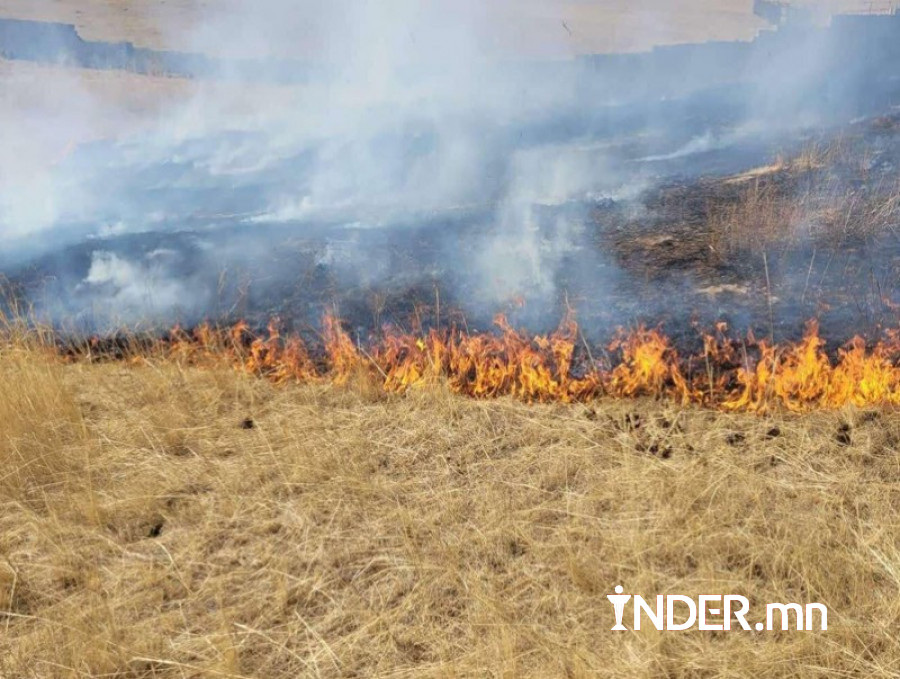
7, 107, 900, 353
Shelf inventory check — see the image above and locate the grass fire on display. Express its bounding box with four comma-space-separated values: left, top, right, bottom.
7, 1, 900, 677
66, 310, 900, 413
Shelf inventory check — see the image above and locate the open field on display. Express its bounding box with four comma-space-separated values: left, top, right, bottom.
0, 58, 195, 182
3, 335, 900, 677
0, 0, 775, 171
0, 0, 883, 57
0, 57, 307, 189
0, 0, 764, 56
0, 0, 888, 170
5, 3, 900, 676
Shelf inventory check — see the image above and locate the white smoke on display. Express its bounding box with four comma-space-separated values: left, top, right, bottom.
0, 1, 890, 327
78, 250, 193, 323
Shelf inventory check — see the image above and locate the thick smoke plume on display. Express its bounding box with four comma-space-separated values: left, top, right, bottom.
0, 1, 895, 332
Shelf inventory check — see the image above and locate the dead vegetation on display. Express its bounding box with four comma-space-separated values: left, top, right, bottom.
590, 126, 900, 344
612, 127, 900, 275
3, 333, 900, 677
706, 135, 900, 255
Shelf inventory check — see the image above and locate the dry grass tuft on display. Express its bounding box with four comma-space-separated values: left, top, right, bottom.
0, 326, 86, 504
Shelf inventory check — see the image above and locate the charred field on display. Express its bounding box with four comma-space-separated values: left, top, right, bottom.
9, 107, 900, 346
15, 111, 900, 414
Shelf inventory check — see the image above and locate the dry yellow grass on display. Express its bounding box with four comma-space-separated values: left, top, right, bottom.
0, 58, 310, 189
0, 0, 762, 56
2, 337, 900, 677
0, 0, 881, 58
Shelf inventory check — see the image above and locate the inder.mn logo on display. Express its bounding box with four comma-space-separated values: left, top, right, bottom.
607, 586, 827, 632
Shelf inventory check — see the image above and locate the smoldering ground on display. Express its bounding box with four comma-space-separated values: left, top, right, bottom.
2, 1, 900, 338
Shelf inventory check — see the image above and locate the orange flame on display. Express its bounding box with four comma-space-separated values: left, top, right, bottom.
103, 310, 900, 413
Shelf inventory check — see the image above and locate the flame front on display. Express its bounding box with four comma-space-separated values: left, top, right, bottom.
141, 311, 900, 413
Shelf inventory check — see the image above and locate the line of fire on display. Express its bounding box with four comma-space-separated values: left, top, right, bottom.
7, 3, 900, 412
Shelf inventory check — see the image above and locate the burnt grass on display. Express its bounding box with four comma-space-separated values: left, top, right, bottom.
12, 113, 900, 357
587, 117, 900, 349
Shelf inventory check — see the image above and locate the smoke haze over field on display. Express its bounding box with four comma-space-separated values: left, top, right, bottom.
0, 0, 769, 57
1, 1, 886, 57
2, 0, 900, 331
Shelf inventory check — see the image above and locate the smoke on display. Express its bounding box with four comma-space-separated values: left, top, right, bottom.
79, 250, 196, 322
1, 1, 897, 332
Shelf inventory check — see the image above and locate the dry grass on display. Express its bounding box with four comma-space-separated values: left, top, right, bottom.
2, 339, 900, 677
0, 0, 881, 58
0, 0, 761, 56
707, 140, 900, 255
0, 58, 314, 186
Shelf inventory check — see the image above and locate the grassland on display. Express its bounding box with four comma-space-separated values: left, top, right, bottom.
4, 4, 900, 676
0, 0, 763, 56
3, 332, 900, 677
0, 0, 879, 58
